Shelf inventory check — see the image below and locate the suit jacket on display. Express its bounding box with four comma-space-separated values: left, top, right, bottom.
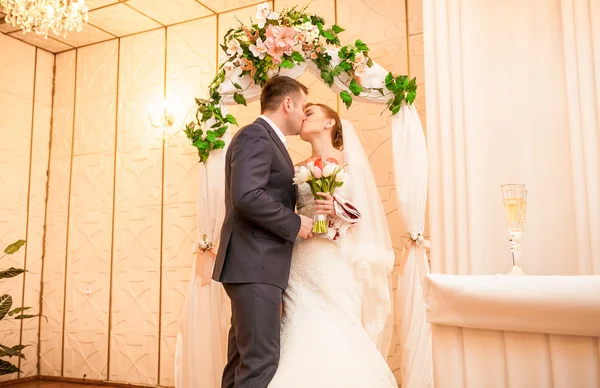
212, 117, 301, 290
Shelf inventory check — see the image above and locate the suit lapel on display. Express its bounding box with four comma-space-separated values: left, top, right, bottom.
256, 118, 295, 174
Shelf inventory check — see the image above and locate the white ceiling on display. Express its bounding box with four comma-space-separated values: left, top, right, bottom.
0, 0, 263, 53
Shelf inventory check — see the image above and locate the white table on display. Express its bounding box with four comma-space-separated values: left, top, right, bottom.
424, 274, 600, 388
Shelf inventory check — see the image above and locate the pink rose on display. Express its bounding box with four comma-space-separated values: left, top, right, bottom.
265, 25, 297, 64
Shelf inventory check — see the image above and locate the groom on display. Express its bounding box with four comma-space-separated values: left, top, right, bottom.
213, 75, 314, 388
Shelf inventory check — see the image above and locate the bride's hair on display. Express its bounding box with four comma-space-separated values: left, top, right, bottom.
306, 103, 343, 150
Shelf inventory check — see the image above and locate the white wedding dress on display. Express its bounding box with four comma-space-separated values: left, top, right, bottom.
268, 182, 397, 388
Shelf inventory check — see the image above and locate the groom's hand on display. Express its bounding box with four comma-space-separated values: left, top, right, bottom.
297, 215, 314, 239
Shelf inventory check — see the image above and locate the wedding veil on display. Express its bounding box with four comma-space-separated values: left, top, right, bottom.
339, 119, 395, 357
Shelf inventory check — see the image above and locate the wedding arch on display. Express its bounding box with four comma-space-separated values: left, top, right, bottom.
174, 3, 433, 388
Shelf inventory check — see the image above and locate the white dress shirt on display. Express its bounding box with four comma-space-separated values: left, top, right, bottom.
259, 115, 288, 149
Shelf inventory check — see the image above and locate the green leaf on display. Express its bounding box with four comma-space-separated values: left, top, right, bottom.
340, 90, 353, 109
0, 295, 12, 320
291, 51, 305, 63
349, 79, 363, 96
355, 39, 369, 52
339, 46, 348, 58
14, 314, 36, 320
374, 88, 385, 96
385, 72, 394, 87
233, 92, 247, 106
407, 90, 417, 104
232, 82, 242, 90
322, 30, 335, 40
192, 139, 209, 150
279, 60, 295, 69
205, 130, 217, 143
210, 122, 221, 128
225, 114, 238, 126
408, 77, 417, 90
332, 25, 344, 34
215, 126, 228, 137
4, 240, 25, 255
213, 140, 226, 150
339, 61, 353, 71
0, 359, 20, 375
0, 345, 27, 359
391, 104, 401, 115
8, 307, 30, 317
321, 70, 334, 86
201, 109, 212, 122
0, 268, 25, 280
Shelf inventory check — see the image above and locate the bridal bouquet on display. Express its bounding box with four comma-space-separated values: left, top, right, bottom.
293, 158, 347, 234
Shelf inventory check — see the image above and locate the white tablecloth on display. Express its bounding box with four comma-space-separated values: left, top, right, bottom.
424, 274, 600, 388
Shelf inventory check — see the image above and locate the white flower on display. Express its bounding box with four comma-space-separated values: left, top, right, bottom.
226, 38, 243, 57
323, 163, 336, 178
249, 37, 268, 59
335, 169, 346, 182
223, 59, 242, 79
256, 2, 279, 28
293, 166, 311, 185
353, 52, 369, 76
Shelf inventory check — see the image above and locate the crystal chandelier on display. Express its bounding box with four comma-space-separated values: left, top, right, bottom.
1, 0, 89, 38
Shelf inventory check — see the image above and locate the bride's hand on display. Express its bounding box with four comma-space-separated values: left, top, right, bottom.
314, 192, 335, 217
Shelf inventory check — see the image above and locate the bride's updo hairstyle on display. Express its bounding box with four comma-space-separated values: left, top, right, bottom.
306, 103, 344, 150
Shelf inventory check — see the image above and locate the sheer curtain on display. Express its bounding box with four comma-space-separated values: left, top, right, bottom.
424, 1, 600, 386
424, 0, 600, 276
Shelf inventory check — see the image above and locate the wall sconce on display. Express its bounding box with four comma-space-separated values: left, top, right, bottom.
148, 98, 177, 141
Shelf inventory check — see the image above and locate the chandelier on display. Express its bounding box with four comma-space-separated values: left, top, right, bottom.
1, 0, 89, 38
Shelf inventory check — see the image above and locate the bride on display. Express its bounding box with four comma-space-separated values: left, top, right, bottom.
268, 103, 397, 387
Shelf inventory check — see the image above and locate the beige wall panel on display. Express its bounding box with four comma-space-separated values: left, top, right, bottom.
48, 52, 77, 160
409, 33, 426, 130
159, 265, 194, 386
70, 153, 115, 214
0, 34, 35, 100
21, 50, 54, 378
110, 31, 165, 380
159, 15, 215, 377
118, 29, 165, 97
63, 155, 114, 378
114, 148, 163, 208
159, 333, 178, 387
0, 34, 35, 384
41, 51, 76, 377
110, 205, 163, 384
73, 41, 118, 157
408, 0, 423, 35
64, 330, 109, 379
164, 17, 216, 205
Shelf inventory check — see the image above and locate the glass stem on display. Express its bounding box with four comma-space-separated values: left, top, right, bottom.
510, 234, 522, 269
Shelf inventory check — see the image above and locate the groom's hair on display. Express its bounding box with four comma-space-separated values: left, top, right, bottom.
260, 76, 308, 113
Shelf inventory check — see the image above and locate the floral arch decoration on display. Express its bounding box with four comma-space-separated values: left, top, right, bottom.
174, 5, 432, 388
183, 2, 418, 163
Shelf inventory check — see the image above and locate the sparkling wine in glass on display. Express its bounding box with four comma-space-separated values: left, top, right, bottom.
501, 184, 527, 275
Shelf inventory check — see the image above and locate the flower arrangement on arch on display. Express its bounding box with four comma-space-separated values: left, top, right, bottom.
184, 2, 418, 163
